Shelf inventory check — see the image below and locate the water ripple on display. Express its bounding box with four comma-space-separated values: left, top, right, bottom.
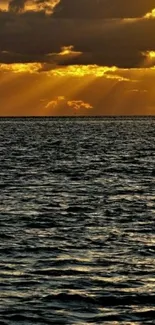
0, 118, 155, 324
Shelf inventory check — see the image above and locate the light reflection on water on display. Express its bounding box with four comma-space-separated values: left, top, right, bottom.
0, 117, 155, 324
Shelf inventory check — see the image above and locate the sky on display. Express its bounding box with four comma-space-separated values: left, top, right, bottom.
0, 0, 155, 116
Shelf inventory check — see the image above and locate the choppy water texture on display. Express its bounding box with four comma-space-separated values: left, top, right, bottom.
0, 117, 155, 325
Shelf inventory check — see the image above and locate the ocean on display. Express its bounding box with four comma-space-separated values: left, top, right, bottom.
0, 117, 155, 324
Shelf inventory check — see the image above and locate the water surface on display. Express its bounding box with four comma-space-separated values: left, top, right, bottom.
0, 117, 155, 324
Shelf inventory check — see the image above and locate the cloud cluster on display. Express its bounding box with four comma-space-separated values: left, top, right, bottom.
7, 0, 59, 13
0, 1, 155, 69
45, 96, 93, 115
4, 0, 155, 18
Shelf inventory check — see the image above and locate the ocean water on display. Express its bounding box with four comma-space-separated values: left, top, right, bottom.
0, 117, 155, 325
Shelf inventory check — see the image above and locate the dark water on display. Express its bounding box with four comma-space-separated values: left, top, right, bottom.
0, 117, 155, 325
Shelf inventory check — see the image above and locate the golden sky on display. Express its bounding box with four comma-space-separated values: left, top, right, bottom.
0, 0, 155, 115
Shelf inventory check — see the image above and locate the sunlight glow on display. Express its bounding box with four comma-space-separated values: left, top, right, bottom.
145, 8, 155, 19
148, 51, 155, 59
0, 1, 7, 11
142, 51, 155, 68
0, 63, 155, 116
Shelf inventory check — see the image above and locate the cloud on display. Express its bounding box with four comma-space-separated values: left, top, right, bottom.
0, 62, 129, 83
0, 2, 155, 69
45, 96, 93, 115
142, 51, 155, 67
34, 0, 60, 14
67, 100, 93, 110
7, 0, 60, 13
53, 0, 155, 19
0, 1, 155, 116
0, 62, 42, 72
144, 8, 155, 19
45, 95, 65, 109
46, 45, 82, 65
4, 0, 155, 18
8, 0, 26, 13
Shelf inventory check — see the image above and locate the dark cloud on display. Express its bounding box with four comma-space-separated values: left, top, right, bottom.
0, 2, 155, 68
8, 0, 26, 13
7, 0, 58, 13
53, 0, 155, 19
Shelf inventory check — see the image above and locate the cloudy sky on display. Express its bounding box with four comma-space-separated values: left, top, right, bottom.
0, 0, 155, 115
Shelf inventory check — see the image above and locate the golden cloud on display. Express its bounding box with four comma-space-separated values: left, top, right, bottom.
59, 45, 81, 57
67, 100, 93, 110
45, 96, 93, 114
45, 95, 65, 109
0, 62, 42, 73
148, 51, 155, 59
7, 0, 60, 14
46, 45, 82, 63
142, 51, 155, 67
50, 65, 117, 77
145, 8, 155, 19
0, 62, 127, 81
47, 65, 128, 81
